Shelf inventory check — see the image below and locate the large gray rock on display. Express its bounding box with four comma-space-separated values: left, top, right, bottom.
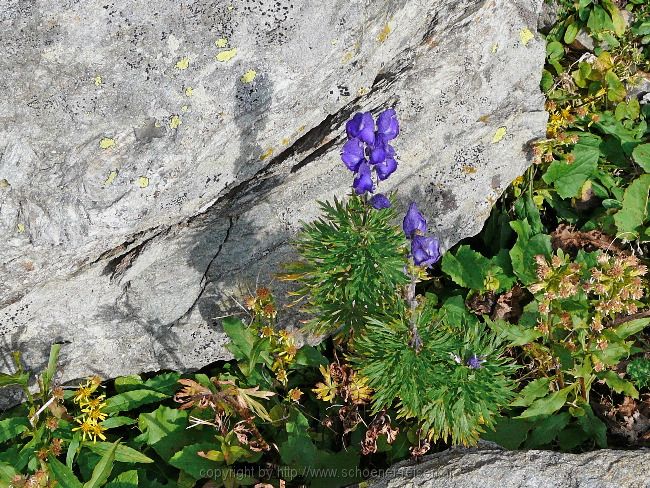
0, 0, 547, 387
366, 445, 650, 488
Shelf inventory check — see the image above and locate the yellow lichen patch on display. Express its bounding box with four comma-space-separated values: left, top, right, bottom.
16, 223, 25, 233
259, 148, 274, 160
185, 87, 194, 97
99, 137, 116, 150
216, 48, 237, 62
138, 176, 149, 188
357, 86, 370, 96
169, 115, 182, 129
103, 170, 118, 186
94, 75, 103, 86
462, 164, 478, 174
181, 105, 189, 112
341, 50, 354, 63
241, 69, 257, 83
331, 39, 338, 46
478, 115, 490, 123
175, 57, 190, 70
492, 126, 507, 143
0, 178, 9, 188
281, 137, 290, 146
377, 24, 391, 43
215, 38, 228, 48
519, 28, 534, 46
491, 43, 499, 53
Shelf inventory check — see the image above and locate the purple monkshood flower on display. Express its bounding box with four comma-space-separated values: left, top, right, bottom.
353, 161, 374, 195
341, 138, 365, 172
375, 155, 398, 180
467, 355, 485, 369
346, 112, 375, 146
369, 193, 391, 209
376, 108, 399, 145
411, 235, 440, 267
402, 203, 427, 238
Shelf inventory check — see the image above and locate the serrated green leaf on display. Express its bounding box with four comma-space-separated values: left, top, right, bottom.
143, 372, 182, 395
442, 245, 493, 290
169, 443, 223, 480
599, 370, 639, 398
525, 412, 572, 448
85, 441, 154, 463
48, 455, 83, 488
516, 386, 573, 419
104, 390, 168, 414
481, 417, 532, 449
0, 417, 29, 444
614, 174, 650, 240
611, 318, 650, 339
632, 143, 650, 172
0, 461, 19, 486
605, 71, 626, 102
543, 137, 600, 198
105, 470, 138, 488
222, 317, 257, 360
509, 221, 552, 285
512, 378, 553, 407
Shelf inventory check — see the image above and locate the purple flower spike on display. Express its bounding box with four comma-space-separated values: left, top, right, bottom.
376, 108, 399, 143
369, 194, 391, 209
467, 355, 485, 369
353, 161, 374, 195
411, 235, 440, 267
375, 156, 397, 180
341, 138, 365, 171
346, 112, 375, 146
402, 203, 427, 238
369, 145, 387, 165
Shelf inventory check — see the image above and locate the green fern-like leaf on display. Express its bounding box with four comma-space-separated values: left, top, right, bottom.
282, 194, 408, 335
352, 298, 517, 446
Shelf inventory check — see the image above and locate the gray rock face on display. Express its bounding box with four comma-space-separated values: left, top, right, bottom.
366, 445, 650, 488
0, 0, 547, 387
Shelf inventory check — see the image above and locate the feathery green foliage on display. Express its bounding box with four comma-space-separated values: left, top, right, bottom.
282, 194, 409, 335
352, 295, 518, 446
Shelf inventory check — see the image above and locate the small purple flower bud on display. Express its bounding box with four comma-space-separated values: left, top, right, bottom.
411, 235, 440, 267
376, 108, 399, 142
369, 193, 391, 209
353, 161, 374, 195
375, 156, 397, 180
346, 112, 375, 146
341, 138, 365, 171
402, 203, 427, 238
467, 355, 485, 369
369, 144, 387, 165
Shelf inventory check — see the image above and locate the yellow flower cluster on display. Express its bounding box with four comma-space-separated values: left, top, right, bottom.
245, 287, 298, 385
72, 376, 107, 442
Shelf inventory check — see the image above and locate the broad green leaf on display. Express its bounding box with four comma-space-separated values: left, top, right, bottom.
613, 174, 650, 240
0, 461, 18, 486
557, 425, 589, 451
0, 417, 29, 444
525, 412, 572, 447
42, 343, 61, 393
564, 24, 579, 44
104, 390, 168, 414
599, 371, 639, 398
605, 71, 626, 102
512, 378, 552, 407
105, 470, 138, 488
169, 443, 223, 480
516, 386, 573, 419
509, 220, 552, 285
101, 416, 137, 429
85, 441, 154, 463
143, 372, 182, 395
632, 143, 650, 172
489, 319, 542, 346
611, 318, 650, 339
543, 136, 600, 198
442, 245, 493, 291
83, 440, 118, 488
577, 404, 607, 448
222, 316, 256, 361
481, 417, 532, 449
48, 455, 83, 488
